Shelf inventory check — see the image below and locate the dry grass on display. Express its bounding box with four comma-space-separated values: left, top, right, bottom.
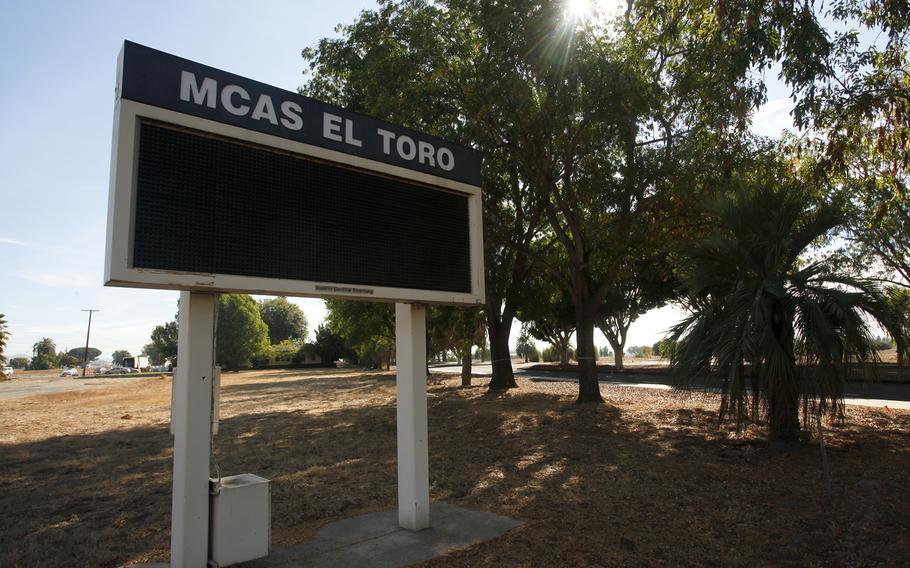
1, 368, 908, 567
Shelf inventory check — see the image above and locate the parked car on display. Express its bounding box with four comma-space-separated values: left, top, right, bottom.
61, 368, 79, 377
96, 367, 109, 375
1, 366, 13, 378
107, 367, 133, 375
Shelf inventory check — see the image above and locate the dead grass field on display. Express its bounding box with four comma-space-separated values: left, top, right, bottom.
1, 368, 908, 567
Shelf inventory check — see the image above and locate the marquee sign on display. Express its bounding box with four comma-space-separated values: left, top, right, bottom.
105, 41, 484, 305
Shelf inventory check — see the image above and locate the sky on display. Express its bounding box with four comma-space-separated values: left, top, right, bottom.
0, 0, 797, 361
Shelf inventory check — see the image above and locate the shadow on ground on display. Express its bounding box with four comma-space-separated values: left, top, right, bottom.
1, 373, 908, 567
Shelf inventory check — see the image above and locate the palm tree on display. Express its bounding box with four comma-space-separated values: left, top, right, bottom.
0, 314, 8, 364
670, 174, 906, 445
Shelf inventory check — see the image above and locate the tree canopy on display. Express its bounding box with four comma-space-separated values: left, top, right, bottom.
216, 294, 270, 371
111, 350, 131, 366
258, 297, 309, 344
149, 320, 179, 366
670, 156, 907, 443
67, 347, 101, 363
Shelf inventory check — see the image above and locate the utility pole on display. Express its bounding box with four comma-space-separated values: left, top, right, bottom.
81, 309, 99, 377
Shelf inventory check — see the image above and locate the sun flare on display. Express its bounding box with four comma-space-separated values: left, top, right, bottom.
566, 0, 593, 19
564, 0, 624, 21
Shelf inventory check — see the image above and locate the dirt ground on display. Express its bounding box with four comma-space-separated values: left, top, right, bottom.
1, 368, 908, 567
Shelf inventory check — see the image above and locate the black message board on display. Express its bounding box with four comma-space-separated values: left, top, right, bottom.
134, 121, 471, 293
106, 41, 484, 304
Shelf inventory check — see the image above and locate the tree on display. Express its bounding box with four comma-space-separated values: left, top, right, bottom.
644, 2, 910, 288
654, 337, 679, 360
310, 323, 356, 367
515, 328, 536, 363
429, 306, 486, 386
66, 347, 101, 363
141, 343, 163, 365
517, 277, 576, 366
216, 294, 269, 371
325, 300, 395, 369
9, 357, 28, 369
302, 0, 546, 391
58, 353, 79, 368
596, 258, 674, 369
0, 313, 8, 365
111, 350, 131, 366
627, 345, 653, 358
258, 297, 308, 344
30, 337, 57, 370
150, 320, 179, 367
670, 165, 906, 445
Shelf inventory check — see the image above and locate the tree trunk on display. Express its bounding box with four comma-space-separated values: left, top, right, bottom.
575, 308, 603, 403
487, 312, 517, 391
559, 345, 569, 366
608, 337, 625, 369
768, 304, 800, 445
769, 385, 800, 444
461, 355, 472, 387
601, 322, 629, 370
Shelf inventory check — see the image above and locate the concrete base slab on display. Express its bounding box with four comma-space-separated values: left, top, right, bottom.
126, 503, 521, 568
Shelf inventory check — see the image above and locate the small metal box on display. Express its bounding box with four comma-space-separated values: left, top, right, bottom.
209, 474, 271, 566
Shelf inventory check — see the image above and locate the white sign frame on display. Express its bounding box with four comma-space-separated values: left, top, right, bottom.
105, 58, 484, 306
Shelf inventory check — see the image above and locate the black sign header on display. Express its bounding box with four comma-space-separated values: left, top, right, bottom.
118, 41, 481, 186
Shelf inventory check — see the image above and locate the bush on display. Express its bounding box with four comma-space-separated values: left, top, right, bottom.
268, 340, 299, 365
627, 345, 653, 357
9, 357, 28, 369
654, 338, 679, 359
542, 346, 574, 363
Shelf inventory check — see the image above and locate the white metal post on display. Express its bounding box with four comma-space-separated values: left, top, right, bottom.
171, 291, 217, 567
395, 303, 430, 531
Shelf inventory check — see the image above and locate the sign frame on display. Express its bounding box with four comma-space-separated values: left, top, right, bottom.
105, 43, 485, 306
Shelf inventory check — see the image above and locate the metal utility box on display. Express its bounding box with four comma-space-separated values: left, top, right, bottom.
209, 474, 271, 566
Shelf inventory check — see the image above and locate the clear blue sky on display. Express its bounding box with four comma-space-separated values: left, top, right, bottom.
0, 0, 796, 361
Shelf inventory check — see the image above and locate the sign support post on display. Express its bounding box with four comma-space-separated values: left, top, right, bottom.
171, 291, 216, 567
395, 303, 430, 531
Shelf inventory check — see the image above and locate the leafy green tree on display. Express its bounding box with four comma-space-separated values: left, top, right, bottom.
258, 297, 308, 344
654, 338, 679, 360
150, 320, 179, 367
266, 340, 298, 366
66, 347, 101, 363
325, 300, 395, 369
10, 357, 28, 369
515, 328, 536, 363
30, 337, 58, 370
216, 294, 270, 371
302, 0, 546, 391
0, 313, 8, 365
516, 271, 576, 366
111, 350, 131, 366
627, 345, 653, 358
885, 287, 910, 364
643, 2, 910, 288
141, 342, 164, 365
670, 167, 906, 445
58, 353, 79, 368
310, 324, 355, 367
429, 306, 486, 385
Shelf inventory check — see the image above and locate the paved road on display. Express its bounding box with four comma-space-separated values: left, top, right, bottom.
0, 374, 150, 400
431, 363, 910, 410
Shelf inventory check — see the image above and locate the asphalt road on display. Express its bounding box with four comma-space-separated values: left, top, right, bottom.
431, 362, 910, 410
0, 374, 150, 400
